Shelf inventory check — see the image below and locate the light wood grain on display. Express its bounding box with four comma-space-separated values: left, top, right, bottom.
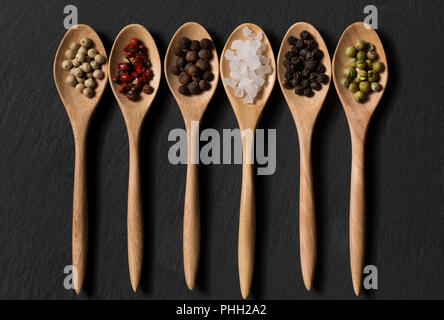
108, 24, 161, 292
332, 22, 388, 295
277, 22, 331, 291
53, 24, 109, 294
220, 23, 276, 299
164, 22, 219, 291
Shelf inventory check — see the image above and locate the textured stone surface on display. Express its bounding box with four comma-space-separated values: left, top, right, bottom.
0, 0, 442, 299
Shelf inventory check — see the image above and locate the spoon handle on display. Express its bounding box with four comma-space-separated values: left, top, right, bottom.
349, 136, 366, 295
72, 135, 88, 295
298, 134, 317, 291
183, 130, 200, 291
238, 163, 255, 299
127, 134, 143, 292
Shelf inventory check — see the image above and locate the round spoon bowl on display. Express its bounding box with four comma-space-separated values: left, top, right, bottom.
54, 24, 108, 113
220, 23, 276, 114
164, 22, 219, 114
109, 24, 161, 113
333, 22, 388, 116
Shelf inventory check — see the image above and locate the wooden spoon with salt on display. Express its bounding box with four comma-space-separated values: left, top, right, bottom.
220, 23, 276, 299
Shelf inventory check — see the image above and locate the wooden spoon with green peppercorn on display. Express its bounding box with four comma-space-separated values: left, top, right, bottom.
332, 22, 388, 295
220, 23, 276, 300
108, 24, 161, 292
164, 22, 219, 291
277, 22, 331, 292
53, 24, 109, 294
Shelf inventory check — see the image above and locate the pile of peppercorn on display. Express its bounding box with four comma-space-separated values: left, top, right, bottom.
282, 30, 328, 97
112, 38, 154, 101
171, 37, 215, 95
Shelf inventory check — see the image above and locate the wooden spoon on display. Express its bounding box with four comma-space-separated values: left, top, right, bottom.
220, 23, 276, 299
277, 22, 332, 291
53, 24, 108, 294
108, 24, 161, 292
332, 22, 388, 295
164, 22, 219, 291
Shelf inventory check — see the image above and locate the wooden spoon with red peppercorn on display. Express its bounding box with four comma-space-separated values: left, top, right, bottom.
164, 22, 219, 291
220, 23, 276, 300
332, 22, 388, 296
108, 24, 161, 292
277, 22, 331, 292
53, 24, 109, 294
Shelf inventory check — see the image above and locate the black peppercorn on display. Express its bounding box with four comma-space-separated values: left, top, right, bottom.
174, 47, 184, 57
199, 80, 210, 91
198, 49, 211, 60
310, 81, 322, 91
187, 65, 200, 77
287, 36, 296, 45
317, 73, 329, 84
301, 79, 310, 88
186, 51, 198, 63
179, 85, 190, 95
200, 38, 213, 50
316, 64, 326, 73
295, 39, 304, 49
195, 59, 210, 72
305, 59, 317, 71
295, 85, 304, 95
303, 88, 314, 97
179, 37, 191, 50
191, 40, 201, 51
300, 31, 311, 40
176, 56, 186, 67
179, 72, 191, 85
171, 66, 181, 75
202, 71, 214, 81
187, 81, 201, 95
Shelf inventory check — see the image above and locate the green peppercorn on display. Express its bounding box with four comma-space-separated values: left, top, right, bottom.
367, 42, 375, 51
367, 70, 379, 82
357, 62, 367, 70
359, 81, 371, 93
373, 61, 384, 73
346, 46, 357, 58
353, 77, 361, 84
349, 82, 359, 93
342, 78, 351, 87
344, 66, 357, 79
371, 82, 382, 92
357, 69, 367, 81
357, 50, 367, 61
367, 50, 377, 60
354, 40, 366, 51
354, 90, 365, 103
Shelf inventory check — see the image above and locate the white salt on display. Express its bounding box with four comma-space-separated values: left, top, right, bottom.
223, 27, 271, 104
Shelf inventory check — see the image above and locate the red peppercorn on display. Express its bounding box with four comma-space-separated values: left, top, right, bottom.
130, 38, 139, 46
125, 51, 133, 59
121, 73, 131, 83
118, 85, 128, 94
113, 75, 120, 83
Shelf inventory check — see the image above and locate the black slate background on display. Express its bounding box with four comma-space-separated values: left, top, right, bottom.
0, 0, 443, 300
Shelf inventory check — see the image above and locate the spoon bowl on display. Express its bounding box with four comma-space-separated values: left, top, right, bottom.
108, 24, 161, 292
220, 23, 276, 299
332, 22, 388, 295
164, 22, 219, 291
53, 24, 109, 294
277, 22, 331, 291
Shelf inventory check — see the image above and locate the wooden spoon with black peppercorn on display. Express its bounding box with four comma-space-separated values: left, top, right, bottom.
164, 22, 219, 291
277, 22, 331, 291
53, 24, 109, 294
108, 24, 161, 292
220, 23, 276, 300
332, 22, 388, 295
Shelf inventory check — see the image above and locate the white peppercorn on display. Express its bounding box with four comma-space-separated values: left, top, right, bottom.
83, 87, 94, 98
78, 46, 87, 55
94, 54, 106, 65
77, 77, 85, 83
86, 72, 94, 79
72, 59, 81, 67
62, 60, 72, 70
75, 83, 86, 92
80, 38, 92, 48
73, 68, 84, 78
84, 78, 96, 88
75, 53, 85, 63
66, 75, 77, 87
87, 49, 97, 58
70, 42, 80, 51
80, 62, 92, 73
93, 69, 104, 80
65, 50, 75, 60
90, 61, 100, 70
